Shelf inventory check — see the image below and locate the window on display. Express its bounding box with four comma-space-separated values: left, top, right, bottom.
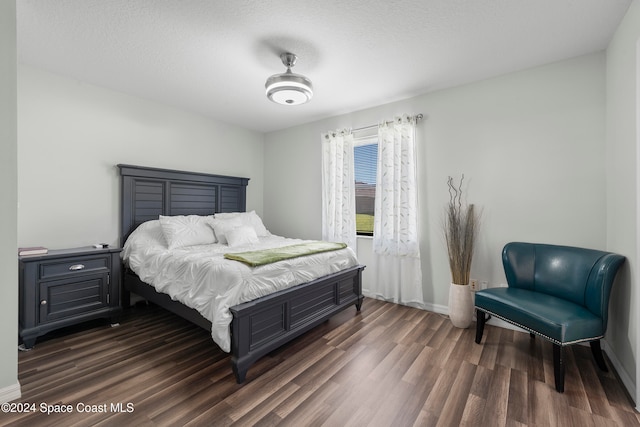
354, 140, 378, 236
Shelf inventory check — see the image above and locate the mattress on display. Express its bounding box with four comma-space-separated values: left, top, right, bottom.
122, 219, 359, 352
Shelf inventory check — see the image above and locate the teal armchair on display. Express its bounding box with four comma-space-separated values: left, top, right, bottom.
474, 242, 625, 392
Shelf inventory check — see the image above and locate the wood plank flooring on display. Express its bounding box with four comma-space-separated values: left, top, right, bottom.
3, 298, 639, 426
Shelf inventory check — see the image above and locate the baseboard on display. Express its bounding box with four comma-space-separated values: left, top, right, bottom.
362, 291, 428, 311
424, 301, 524, 332
421, 301, 447, 315
602, 340, 636, 408
485, 316, 524, 331
0, 381, 21, 403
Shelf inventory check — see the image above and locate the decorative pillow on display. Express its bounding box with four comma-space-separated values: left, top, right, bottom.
159, 215, 217, 249
225, 225, 259, 247
214, 210, 269, 236
208, 217, 243, 244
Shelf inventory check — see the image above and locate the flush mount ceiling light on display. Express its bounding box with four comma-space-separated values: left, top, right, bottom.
265, 52, 313, 105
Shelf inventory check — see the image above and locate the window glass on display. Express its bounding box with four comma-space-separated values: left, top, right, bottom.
354, 142, 377, 235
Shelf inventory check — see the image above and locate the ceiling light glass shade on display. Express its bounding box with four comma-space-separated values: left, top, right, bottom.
265, 53, 313, 105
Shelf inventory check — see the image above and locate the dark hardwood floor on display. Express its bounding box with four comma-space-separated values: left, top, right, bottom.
3, 298, 639, 426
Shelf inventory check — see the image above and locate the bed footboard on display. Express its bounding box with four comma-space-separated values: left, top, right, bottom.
229, 265, 364, 383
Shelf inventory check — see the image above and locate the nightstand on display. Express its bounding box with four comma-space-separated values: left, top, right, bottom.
19, 246, 122, 349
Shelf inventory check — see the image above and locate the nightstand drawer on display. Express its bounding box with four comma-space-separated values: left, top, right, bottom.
39, 256, 109, 280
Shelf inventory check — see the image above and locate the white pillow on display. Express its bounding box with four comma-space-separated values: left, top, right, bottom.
122, 219, 166, 261
159, 215, 217, 249
215, 210, 269, 236
226, 225, 259, 247
208, 217, 243, 244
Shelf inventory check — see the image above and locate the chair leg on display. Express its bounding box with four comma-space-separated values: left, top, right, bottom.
553, 344, 565, 393
590, 340, 608, 372
475, 309, 485, 344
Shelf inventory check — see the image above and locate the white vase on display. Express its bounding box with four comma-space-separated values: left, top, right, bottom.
448, 283, 473, 328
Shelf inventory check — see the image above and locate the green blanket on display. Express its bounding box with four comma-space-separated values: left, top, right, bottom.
224, 241, 347, 267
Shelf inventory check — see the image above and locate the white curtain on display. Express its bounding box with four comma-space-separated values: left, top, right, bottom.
370, 115, 423, 306
321, 129, 357, 250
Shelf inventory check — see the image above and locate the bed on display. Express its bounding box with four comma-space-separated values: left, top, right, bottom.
118, 164, 365, 383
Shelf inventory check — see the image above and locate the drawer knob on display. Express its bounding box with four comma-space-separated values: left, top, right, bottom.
69, 264, 85, 271
40, 300, 47, 305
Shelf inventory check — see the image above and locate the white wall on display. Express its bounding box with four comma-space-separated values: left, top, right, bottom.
606, 0, 640, 407
18, 65, 265, 249
0, 0, 20, 403
265, 52, 607, 309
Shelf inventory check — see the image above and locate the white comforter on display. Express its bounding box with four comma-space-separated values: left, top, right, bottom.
122, 220, 359, 352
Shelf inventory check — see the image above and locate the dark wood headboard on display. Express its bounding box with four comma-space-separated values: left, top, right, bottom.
118, 164, 249, 246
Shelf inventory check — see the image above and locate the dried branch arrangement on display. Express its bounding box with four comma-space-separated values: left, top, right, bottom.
444, 175, 480, 285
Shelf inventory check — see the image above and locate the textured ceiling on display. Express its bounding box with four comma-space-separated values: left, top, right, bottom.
17, 0, 632, 133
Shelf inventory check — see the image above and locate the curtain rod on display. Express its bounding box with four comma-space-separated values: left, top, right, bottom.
352, 113, 423, 134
